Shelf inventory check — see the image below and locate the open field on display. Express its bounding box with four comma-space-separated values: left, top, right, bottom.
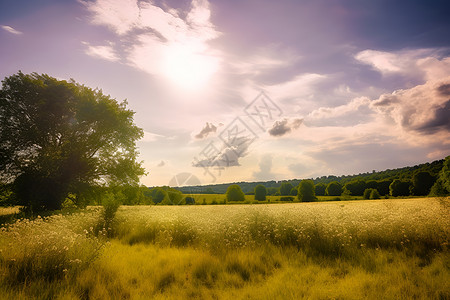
184, 194, 364, 204
0, 198, 449, 299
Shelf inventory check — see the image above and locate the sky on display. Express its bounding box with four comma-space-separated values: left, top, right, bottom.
1, 0, 450, 187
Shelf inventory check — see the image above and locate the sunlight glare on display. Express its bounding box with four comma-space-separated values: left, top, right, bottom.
162, 43, 218, 90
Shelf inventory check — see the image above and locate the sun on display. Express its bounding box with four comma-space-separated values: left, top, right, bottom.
162, 43, 219, 90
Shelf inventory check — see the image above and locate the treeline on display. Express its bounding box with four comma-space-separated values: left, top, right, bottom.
176, 157, 449, 197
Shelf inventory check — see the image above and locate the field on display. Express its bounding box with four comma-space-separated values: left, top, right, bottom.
0, 198, 449, 299
185, 194, 362, 204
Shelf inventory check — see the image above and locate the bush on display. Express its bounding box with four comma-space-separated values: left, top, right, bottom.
315, 183, 326, 196
226, 185, 245, 202
298, 180, 317, 202
363, 188, 374, 199
280, 182, 294, 196
389, 179, 411, 197
280, 196, 294, 201
326, 181, 342, 196
370, 189, 381, 199
254, 185, 267, 201
184, 196, 195, 205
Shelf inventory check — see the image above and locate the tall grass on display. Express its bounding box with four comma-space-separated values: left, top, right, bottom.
114, 198, 449, 257
0, 208, 105, 286
0, 197, 448, 299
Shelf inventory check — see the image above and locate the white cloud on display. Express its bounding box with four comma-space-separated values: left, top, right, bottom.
355, 48, 447, 80
371, 76, 450, 134
80, 0, 139, 35
82, 41, 119, 61
1, 25, 23, 35
141, 131, 164, 142
82, 0, 221, 87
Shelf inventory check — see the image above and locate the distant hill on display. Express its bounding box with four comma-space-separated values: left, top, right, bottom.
173, 158, 445, 194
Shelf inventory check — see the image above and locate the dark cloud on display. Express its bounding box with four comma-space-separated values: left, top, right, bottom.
157, 160, 165, 167
194, 122, 218, 139
192, 137, 252, 168
417, 100, 450, 134
268, 118, 303, 137
437, 84, 450, 96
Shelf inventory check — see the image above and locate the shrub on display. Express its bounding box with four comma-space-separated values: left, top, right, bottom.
226, 185, 245, 202
254, 185, 267, 201
389, 179, 411, 197
326, 181, 342, 196
280, 196, 294, 201
280, 182, 294, 196
298, 180, 317, 202
370, 189, 381, 199
363, 188, 374, 199
184, 197, 195, 205
315, 183, 326, 196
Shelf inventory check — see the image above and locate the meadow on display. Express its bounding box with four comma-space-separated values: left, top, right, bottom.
0, 197, 449, 299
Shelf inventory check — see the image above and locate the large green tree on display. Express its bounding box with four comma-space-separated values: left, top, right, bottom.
297, 179, 316, 202
280, 182, 294, 196
326, 181, 342, 196
226, 184, 245, 202
254, 184, 267, 201
410, 171, 436, 196
0, 72, 145, 211
430, 156, 450, 196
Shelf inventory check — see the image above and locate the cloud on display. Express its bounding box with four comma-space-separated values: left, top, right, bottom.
82, 41, 119, 61
141, 131, 164, 142
268, 118, 303, 137
193, 137, 253, 168
371, 76, 450, 134
252, 154, 276, 181
82, 0, 221, 84
157, 160, 165, 167
305, 97, 373, 127
194, 122, 219, 139
355, 48, 449, 81
1, 25, 23, 35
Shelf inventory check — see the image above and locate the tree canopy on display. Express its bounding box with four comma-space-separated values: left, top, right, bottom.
226, 184, 245, 202
254, 184, 267, 201
0, 72, 145, 211
280, 182, 293, 196
298, 179, 316, 202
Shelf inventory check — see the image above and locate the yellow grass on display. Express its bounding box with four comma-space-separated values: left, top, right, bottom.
0, 197, 449, 299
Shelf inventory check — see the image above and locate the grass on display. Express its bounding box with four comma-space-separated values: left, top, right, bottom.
181, 194, 364, 205
0, 197, 449, 299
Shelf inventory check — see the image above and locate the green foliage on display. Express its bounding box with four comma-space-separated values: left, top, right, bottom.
226, 185, 245, 202
267, 187, 279, 196
410, 171, 436, 196
430, 156, 450, 196
184, 196, 195, 205
148, 187, 169, 204
290, 187, 298, 196
297, 179, 316, 202
280, 196, 294, 201
101, 190, 122, 223
376, 179, 392, 195
254, 185, 267, 201
370, 189, 381, 199
326, 181, 342, 196
0, 72, 144, 211
363, 188, 374, 199
343, 180, 367, 196
279, 182, 293, 196
389, 179, 411, 197
315, 183, 326, 196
